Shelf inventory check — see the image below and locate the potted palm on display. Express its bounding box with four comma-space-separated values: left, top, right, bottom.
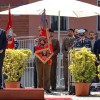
3, 49, 32, 88
69, 47, 97, 96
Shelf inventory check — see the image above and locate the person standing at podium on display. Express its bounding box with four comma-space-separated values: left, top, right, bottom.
73, 29, 91, 48
0, 29, 7, 89
72, 29, 92, 94
62, 28, 75, 91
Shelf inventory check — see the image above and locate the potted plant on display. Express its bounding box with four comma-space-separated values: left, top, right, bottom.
3, 49, 32, 88
69, 47, 97, 96
98, 64, 100, 79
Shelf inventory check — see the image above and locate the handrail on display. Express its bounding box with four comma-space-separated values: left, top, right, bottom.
16, 36, 37, 39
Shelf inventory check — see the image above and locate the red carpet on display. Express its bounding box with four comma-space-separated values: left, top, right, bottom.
45, 98, 72, 100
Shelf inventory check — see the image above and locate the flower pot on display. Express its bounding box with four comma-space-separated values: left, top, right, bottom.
5, 82, 20, 88
75, 83, 90, 96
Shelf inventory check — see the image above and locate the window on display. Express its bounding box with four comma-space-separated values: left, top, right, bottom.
98, 1, 100, 31
50, 16, 68, 31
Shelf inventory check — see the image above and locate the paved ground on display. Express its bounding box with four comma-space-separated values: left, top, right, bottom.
44, 91, 100, 100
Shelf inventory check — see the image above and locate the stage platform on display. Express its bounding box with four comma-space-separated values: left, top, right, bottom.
0, 88, 44, 100
44, 91, 100, 100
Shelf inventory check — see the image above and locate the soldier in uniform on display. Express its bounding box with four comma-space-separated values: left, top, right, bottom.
36, 28, 52, 94
73, 29, 91, 48
72, 29, 92, 94
49, 29, 60, 91
62, 28, 75, 91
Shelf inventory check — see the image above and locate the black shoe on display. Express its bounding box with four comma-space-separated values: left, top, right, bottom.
46, 90, 52, 94
20, 85, 24, 88
52, 88, 57, 91
63, 88, 68, 91
0, 86, 3, 89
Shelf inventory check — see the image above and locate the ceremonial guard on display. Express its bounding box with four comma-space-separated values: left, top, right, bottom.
35, 10, 53, 93
49, 29, 60, 91
62, 28, 75, 90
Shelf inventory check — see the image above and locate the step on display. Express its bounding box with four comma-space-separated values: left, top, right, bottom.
0, 88, 44, 100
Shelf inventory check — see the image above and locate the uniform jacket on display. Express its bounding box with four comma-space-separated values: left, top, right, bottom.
73, 38, 92, 48
51, 38, 60, 56
62, 36, 75, 57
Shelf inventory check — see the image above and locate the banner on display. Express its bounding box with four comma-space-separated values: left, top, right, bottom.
6, 5, 14, 49
35, 10, 53, 64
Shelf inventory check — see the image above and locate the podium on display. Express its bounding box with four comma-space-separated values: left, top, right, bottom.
0, 88, 44, 100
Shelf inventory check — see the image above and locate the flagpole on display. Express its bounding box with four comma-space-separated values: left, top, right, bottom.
58, 11, 60, 42
58, 11, 62, 88
43, 64, 44, 89
58, 11, 62, 55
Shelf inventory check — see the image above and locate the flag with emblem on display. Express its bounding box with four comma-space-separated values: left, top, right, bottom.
6, 4, 14, 49
35, 10, 53, 64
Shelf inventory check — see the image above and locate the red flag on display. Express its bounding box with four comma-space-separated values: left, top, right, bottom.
35, 10, 53, 64
6, 4, 14, 49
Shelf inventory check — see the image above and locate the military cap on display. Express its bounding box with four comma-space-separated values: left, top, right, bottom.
78, 29, 85, 36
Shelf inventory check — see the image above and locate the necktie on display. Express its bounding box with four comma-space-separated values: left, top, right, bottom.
82, 40, 84, 47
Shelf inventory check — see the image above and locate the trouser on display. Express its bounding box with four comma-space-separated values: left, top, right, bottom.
95, 62, 100, 83
91, 62, 100, 83
0, 51, 5, 87
36, 61, 51, 90
50, 56, 57, 89
18, 74, 22, 87
63, 56, 68, 90
34, 62, 37, 88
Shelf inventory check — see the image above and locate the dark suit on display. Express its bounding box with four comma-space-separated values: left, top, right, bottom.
0, 29, 7, 87
93, 39, 100, 83
50, 38, 60, 90
93, 39, 100, 56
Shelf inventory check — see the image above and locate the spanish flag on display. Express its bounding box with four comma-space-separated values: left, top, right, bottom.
6, 4, 14, 49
